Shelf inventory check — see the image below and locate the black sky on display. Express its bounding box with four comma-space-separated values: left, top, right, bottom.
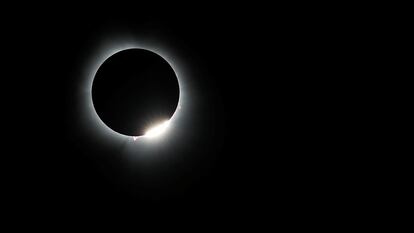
1, 4, 376, 218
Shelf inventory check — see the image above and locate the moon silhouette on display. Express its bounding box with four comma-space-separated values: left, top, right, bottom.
92, 48, 180, 137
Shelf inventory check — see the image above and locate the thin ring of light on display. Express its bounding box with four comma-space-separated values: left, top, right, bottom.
78, 37, 188, 147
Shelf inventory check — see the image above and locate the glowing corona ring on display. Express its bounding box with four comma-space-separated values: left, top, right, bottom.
79, 37, 188, 146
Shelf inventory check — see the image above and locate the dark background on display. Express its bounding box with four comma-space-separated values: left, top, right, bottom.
2, 4, 380, 218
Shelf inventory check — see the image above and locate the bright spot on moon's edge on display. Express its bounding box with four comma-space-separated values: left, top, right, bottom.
144, 120, 171, 138
132, 120, 171, 141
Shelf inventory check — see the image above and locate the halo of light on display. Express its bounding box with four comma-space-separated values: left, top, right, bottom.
90, 47, 180, 139
78, 36, 188, 147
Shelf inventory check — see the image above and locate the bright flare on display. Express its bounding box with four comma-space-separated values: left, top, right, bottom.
144, 120, 170, 138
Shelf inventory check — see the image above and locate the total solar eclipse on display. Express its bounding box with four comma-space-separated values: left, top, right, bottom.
92, 48, 180, 138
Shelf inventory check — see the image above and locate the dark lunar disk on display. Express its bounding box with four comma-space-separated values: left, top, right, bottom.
92, 48, 180, 136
